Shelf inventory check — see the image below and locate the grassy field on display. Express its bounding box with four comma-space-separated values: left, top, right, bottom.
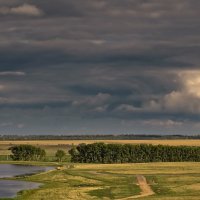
1, 162, 198, 200
0, 140, 199, 199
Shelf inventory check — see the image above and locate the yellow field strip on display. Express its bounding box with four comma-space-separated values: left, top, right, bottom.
0, 139, 199, 146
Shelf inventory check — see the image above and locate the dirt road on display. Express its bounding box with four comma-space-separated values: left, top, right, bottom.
118, 175, 155, 200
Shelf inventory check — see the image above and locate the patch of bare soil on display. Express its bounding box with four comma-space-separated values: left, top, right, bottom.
118, 175, 155, 200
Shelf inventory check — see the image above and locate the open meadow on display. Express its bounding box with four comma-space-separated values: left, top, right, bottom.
1, 162, 198, 200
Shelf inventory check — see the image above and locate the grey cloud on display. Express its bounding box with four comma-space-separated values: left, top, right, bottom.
0, 0, 200, 134
30, 0, 83, 17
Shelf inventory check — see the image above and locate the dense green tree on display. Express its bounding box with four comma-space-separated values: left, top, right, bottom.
9, 145, 46, 161
55, 150, 66, 162
68, 144, 79, 162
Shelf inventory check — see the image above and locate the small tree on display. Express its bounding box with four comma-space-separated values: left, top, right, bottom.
55, 150, 66, 162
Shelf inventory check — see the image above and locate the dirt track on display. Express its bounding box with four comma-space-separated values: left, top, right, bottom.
136, 175, 155, 197
118, 175, 155, 200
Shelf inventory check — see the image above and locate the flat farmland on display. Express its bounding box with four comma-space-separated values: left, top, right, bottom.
11, 162, 200, 200
0, 139, 200, 146
0, 139, 199, 200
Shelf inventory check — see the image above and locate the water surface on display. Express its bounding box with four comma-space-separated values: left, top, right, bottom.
0, 164, 53, 198
0, 180, 41, 198
0, 164, 52, 178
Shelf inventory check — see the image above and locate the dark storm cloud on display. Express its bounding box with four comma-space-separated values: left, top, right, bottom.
0, 0, 200, 134
30, 0, 84, 17
0, 46, 192, 71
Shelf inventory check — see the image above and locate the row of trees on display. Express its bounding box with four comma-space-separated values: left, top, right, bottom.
9, 143, 200, 163
9, 145, 66, 162
69, 143, 200, 163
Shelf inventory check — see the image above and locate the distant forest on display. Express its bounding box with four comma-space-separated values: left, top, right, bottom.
0, 134, 200, 140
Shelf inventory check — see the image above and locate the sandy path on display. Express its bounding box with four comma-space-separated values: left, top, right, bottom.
118, 175, 155, 200
136, 175, 155, 197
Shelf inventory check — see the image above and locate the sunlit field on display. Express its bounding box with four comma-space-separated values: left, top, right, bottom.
1, 139, 200, 146
0, 140, 199, 200
5, 162, 199, 200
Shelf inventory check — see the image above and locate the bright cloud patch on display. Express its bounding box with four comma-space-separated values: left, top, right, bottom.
0, 4, 43, 16
143, 70, 200, 114
0, 71, 26, 76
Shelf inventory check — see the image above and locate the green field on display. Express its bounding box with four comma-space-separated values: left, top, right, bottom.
0, 162, 199, 200
0, 140, 200, 200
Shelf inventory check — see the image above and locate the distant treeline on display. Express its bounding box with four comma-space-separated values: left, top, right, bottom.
69, 143, 200, 163
0, 134, 200, 140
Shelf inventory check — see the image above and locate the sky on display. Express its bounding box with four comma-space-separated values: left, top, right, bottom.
0, 0, 200, 135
